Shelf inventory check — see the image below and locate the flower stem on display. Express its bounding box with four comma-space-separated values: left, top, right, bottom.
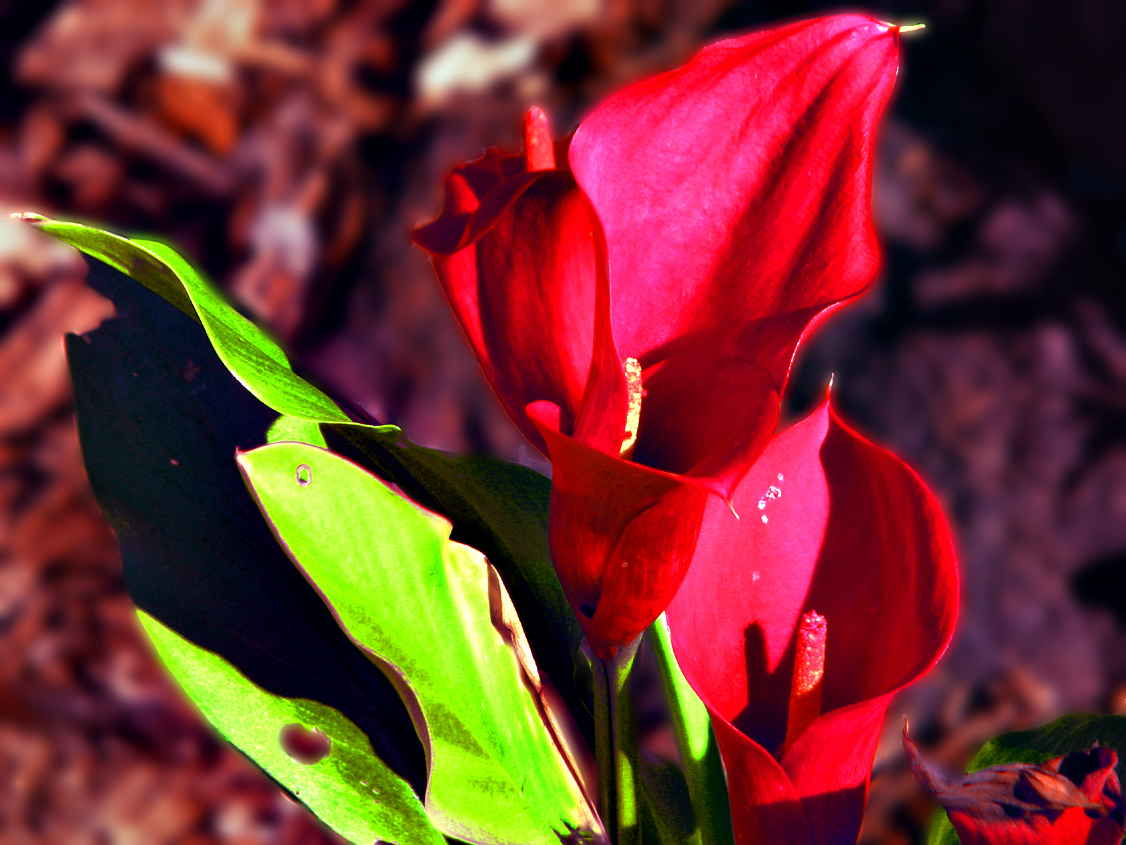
587, 637, 643, 845
647, 615, 735, 845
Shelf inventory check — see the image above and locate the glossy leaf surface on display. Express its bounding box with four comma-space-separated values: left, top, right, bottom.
238, 442, 599, 845
927, 715, 1126, 845
138, 610, 443, 845
36, 217, 349, 422
34, 217, 586, 742
323, 425, 588, 744
67, 259, 426, 791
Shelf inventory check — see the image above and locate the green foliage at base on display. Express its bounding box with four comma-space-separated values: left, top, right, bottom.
139, 611, 443, 845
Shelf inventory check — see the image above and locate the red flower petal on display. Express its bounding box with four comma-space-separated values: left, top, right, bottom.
416, 167, 627, 456
632, 354, 779, 498
529, 400, 709, 657
711, 714, 815, 845
569, 15, 900, 394
414, 14, 909, 656
667, 399, 959, 845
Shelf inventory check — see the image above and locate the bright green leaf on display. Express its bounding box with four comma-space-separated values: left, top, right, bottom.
268, 414, 328, 447
237, 442, 601, 845
323, 425, 588, 746
926, 714, 1126, 845
66, 260, 427, 792
34, 218, 349, 423
35, 217, 585, 741
648, 616, 733, 845
138, 610, 443, 845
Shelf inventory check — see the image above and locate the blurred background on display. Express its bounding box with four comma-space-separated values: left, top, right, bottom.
1, 0, 1125, 842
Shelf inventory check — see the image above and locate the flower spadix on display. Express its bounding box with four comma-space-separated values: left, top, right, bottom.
666, 401, 959, 845
416, 15, 907, 657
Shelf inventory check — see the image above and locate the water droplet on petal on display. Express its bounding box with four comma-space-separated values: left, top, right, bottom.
280, 724, 330, 763
761, 515, 769, 524
752, 571, 760, 582
296, 464, 312, 486
757, 484, 782, 513
777, 473, 784, 481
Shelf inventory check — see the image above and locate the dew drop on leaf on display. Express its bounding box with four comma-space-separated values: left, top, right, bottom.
296, 464, 312, 486
280, 723, 330, 763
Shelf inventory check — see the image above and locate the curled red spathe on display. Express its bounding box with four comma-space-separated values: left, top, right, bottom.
667, 400, 960, 845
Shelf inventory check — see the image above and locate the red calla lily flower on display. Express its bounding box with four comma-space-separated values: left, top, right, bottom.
904, 726, 1125, 845
666, 401, 959, 845
415, 15, 905, 657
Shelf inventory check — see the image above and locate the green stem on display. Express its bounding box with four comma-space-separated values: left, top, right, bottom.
647, 615, 735, 845
586, 637, 642, 845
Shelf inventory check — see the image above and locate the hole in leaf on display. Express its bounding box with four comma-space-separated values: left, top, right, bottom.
280, 724, 330, 763
296, 464, 312, 486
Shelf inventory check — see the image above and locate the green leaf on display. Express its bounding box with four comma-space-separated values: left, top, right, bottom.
268, 413, 328, 447
66, 260, 427, 794
138, 610, 443, 845
648, 617, 733, 845
639, 753, 699, 845
34, 217, 586, 742
323, 425, 589, 745
237, 442, 601, 845
926, 714, 1126, 845
35, 217, 350, 423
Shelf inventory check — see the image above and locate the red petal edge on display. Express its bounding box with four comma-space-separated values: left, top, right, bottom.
667, 398, 959, 845
570, 15, 901, 397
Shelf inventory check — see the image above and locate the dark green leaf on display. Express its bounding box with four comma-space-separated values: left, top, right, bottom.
35, 217, 587, 744
38, 218, 349, 422
67, 260, 426, 794
639, 752, 699, 845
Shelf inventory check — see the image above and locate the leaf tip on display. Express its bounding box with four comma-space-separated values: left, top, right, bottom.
8, 211, 48, 224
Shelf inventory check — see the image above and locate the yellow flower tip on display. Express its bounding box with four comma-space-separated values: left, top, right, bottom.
619, 357, 644, 458
822, 372, 836, 403
897, 23, 926, 35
